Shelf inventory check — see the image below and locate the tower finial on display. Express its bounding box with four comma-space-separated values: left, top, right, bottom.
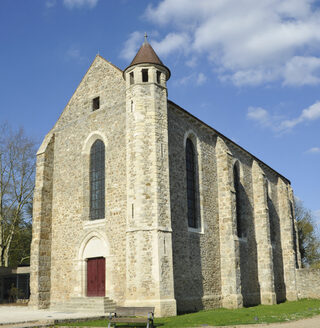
144, 32, 148, 43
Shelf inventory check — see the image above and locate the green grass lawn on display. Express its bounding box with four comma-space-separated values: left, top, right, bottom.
57, 298, 320, 327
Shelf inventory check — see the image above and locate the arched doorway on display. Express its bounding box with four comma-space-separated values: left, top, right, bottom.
79, 232, 109, 298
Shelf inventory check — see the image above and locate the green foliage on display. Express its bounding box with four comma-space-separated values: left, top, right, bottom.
8, 202, 33, 266
57, 299, 320, 327
8, 219, 32, 267
295, 198, 320, 267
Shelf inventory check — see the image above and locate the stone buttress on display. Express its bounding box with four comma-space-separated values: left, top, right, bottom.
277, 178, 298, 300
288, 186, 302, 269
252, 160, 276, 305
29, 133, 55, 308
216, 137, 242, 308
123, 40, 176, 316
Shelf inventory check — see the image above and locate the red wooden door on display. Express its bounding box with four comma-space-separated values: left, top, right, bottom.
87, 257, 105, 297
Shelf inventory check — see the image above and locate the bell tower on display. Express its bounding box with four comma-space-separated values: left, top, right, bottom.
123, 35, 176, 316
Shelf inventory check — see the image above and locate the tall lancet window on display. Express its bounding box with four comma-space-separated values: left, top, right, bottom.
266, 180, 275, 243
233, 163, 242, 237
186, 138, 197, 228
90, 139, 105, 220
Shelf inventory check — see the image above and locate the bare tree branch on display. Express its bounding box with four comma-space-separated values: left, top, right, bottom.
0, 124, 36, 267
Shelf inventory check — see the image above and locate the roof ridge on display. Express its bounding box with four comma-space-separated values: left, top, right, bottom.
96, 54, 123, 72
167, 99, 291, 184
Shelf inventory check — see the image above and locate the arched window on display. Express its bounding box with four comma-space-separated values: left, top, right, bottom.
90, 140, 105, 220
186, 138, 197, 228
233, 163, 242, 237
266, 180, 275, 243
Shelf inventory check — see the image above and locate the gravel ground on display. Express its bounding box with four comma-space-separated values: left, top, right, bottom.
0, 305, 104, 327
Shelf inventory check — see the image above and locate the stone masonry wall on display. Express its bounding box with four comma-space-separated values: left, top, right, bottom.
124, 64, 176, 316
29, 133, 55, 309
168, 104, 222, 313
252, 161, 276, 305
228, 142, 259, 307
277, 178, 298, 301
296, 269, 320, 299
167, 101, 298, 312
48, 56, 127, 304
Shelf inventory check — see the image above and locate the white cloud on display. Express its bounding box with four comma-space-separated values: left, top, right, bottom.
63, 0, 98, 9
173, 73, 207, 87
145, 0, 320, 86
196, 73, 207, 85
120, 31, 189, 62
151, 33, 190, 57
247, 101, 320, 132
307, 147, 320, 153
284, 56, 320, 86
227, 68, 280, 87
185, 57, 198, 68
120, 31, 143, 62
65, 46, 85, 62
280, 101, 320, 130
173, 74, 193, 86
46, 0, 56, 8
247, 107, 272, 127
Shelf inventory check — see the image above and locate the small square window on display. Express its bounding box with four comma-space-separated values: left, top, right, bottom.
142, 69, 148, 82
92, 97, 100, 111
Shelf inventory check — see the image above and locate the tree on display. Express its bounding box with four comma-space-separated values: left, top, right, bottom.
8, 216, 32, 267
295, 198, 320, 268
0, 124, 36, 267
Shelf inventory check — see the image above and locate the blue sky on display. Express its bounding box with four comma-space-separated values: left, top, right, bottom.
1, 0, 319, 228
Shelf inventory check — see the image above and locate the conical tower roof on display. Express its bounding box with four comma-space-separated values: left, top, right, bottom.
130, 40, 164, 66
124, 34, 170, 79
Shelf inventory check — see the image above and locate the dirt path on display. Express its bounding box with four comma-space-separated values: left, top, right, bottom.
199, 314, 320, 327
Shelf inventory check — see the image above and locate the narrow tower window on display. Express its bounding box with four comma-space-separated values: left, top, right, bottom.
130, 72, 134, 85
90, 139, 105, 220
186, 138, 197, 228
233, 163, 242, 237
142, 69, 148, 82
157, 71, 161, 84
92, 97, 100, 111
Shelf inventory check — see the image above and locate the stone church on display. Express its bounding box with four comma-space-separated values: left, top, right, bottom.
30, 38, 304, 317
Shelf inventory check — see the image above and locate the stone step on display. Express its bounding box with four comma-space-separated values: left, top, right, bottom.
53, 303, 115, 308
52, 306, 114, 310
50, 297, 116, 314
